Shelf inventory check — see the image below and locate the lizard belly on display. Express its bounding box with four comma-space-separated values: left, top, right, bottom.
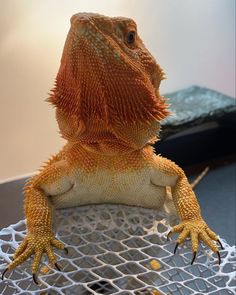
51, 167, 166, 209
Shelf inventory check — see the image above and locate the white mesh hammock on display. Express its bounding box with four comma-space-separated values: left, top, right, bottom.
0, 205, 235, 294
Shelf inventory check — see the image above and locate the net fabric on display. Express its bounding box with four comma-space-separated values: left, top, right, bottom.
0, 205, 235, 295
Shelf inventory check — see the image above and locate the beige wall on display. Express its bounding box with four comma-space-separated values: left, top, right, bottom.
0, 0, 235, 180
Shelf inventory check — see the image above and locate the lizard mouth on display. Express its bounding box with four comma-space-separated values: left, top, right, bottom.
150, 66, 165, 92
152, 78, 159, 93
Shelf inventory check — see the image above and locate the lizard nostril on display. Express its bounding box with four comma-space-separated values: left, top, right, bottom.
78, 16, 90, 22
70, 13, 90, 26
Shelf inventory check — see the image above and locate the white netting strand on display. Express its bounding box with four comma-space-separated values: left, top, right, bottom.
0, 205, 235, 294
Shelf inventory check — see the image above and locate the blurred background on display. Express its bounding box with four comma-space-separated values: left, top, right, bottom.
0, 0, 235, 180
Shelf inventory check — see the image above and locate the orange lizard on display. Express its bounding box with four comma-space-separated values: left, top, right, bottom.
2, 13, 223, 284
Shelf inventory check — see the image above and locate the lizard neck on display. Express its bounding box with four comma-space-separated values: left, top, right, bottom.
56, 109, 161, 153
65, 141, 155, 172
76, 141, 142, 156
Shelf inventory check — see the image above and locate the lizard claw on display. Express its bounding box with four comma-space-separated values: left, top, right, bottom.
32, 262, 61, 285
217, 239, 224, 250
33, 273, 39, 285
54, 262, 61, 271
31, 261, 61, 285
174, 242, 179, 254
64, 247, 69, 255
191, 251, 197, 265
217, 251, 221, 265
167, 230, 172, 241
1, 268, 8, 280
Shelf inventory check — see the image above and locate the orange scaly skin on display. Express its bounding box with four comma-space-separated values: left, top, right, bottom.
3, 13, 222, 283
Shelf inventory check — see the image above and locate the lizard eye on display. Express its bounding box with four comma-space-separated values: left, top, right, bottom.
126, 31, 136, 44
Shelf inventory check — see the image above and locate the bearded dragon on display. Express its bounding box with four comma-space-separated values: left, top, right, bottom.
1, 13, 223, 284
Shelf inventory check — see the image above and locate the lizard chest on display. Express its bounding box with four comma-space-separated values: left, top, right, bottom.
51, 167, 165, 209
70, 168, 151, 203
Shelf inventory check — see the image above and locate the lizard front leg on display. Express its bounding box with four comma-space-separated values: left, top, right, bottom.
151, 155, 223, 264
2, 159, 71, 284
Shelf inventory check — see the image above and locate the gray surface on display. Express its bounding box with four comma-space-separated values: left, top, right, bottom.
0, 163, 235, 245
162, 86, 236, 138
191, 162, 236, 246
0, 178, 25, 227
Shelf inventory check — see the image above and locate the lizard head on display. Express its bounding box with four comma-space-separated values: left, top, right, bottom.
49, 13, 169, 149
